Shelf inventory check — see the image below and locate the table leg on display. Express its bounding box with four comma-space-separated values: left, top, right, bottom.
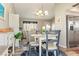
39, 38, 41, 56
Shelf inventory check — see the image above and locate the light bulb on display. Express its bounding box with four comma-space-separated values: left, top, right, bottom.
38, 10, 43, 13
36, 12, 39, 15
40, 13, 44, 16
44, 11, 48, 15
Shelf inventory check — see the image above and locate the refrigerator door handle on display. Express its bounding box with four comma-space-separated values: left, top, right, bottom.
70, 25, 74, 31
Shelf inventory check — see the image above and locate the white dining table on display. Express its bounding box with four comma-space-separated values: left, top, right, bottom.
31, 33, 58, 56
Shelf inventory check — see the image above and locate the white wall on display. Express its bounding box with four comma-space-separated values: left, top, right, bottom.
54, 3, 74, 48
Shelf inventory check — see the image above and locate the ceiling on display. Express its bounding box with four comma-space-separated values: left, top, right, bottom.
12, 3, 55, 20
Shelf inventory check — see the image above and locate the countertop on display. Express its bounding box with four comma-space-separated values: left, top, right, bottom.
59, 47, 79, 56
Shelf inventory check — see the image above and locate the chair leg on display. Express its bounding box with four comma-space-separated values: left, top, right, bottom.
57, 50, 59, 56
53, 49, 60, 56
54, 50, 57, 56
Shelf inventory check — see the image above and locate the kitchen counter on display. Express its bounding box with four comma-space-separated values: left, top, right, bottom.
59, 47, 79, 56
0, 28, 13, 33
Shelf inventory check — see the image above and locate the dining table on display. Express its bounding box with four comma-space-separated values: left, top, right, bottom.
31, 33, 58, 56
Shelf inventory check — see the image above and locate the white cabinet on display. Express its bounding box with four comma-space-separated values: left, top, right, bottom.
9, 14, 19, 34
0, 32, 14, 46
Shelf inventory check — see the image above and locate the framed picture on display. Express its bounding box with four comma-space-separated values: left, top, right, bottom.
0, 3, 4, 17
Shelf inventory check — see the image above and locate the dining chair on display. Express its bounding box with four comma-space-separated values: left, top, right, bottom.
27, 31, 39, 56
42, 30, 61, 56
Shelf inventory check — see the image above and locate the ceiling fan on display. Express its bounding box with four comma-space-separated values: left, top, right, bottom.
69, 3, 79, 12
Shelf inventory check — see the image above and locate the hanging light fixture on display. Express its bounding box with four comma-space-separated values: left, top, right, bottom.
36, 4, 48, 16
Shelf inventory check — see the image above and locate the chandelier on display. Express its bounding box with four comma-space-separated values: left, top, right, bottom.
36, 4, 48, 16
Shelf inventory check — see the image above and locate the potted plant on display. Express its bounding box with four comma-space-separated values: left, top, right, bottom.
14, 32, 22, 48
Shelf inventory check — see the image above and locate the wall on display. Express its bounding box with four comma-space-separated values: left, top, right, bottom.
37, 19, 52, 31
19, 18, 37, 28
54, 3, 74, 48
19, 18, 52, 31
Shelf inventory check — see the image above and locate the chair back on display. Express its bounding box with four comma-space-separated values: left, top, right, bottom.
45, 30, 61, 56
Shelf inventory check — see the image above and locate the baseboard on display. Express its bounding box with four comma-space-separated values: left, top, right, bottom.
59, 44, 67, 48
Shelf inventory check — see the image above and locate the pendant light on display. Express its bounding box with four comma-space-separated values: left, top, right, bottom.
36, 4, 48, 16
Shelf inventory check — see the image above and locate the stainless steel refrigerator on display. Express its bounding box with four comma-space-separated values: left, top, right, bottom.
67, 15, 79, 48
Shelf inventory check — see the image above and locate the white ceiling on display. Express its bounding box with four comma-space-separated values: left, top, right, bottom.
12, 3, 55, 20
